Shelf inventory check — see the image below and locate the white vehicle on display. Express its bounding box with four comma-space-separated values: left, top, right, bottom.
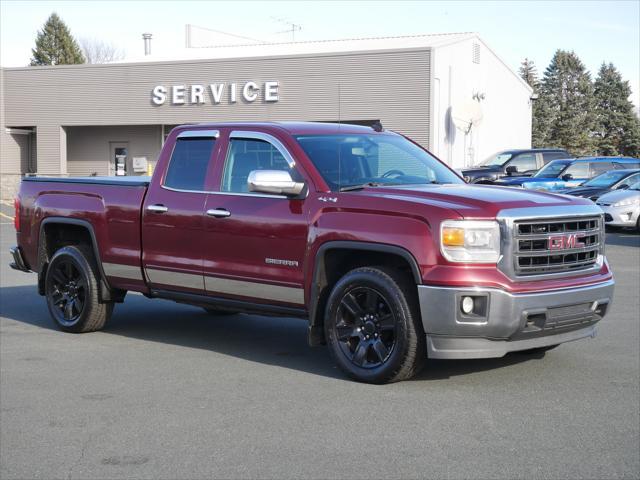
596, 181, 640, 230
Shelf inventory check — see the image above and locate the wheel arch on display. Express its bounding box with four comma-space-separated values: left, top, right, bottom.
37, 217, 112, 300
307, 241, 422, 346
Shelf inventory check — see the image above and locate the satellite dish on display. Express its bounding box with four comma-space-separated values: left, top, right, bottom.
450, 100, 483, 132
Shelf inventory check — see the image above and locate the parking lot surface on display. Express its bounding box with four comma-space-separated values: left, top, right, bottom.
1, 202, 639, 479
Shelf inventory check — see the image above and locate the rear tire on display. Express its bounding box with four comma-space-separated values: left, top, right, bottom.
324, 266, 426, 384
45, 245, 113, 333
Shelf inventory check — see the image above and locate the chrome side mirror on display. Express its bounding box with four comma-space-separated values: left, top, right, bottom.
247, 170, 305, 196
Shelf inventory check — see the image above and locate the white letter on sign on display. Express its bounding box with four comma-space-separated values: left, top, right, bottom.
209, 83, 224, 104
172, 85, 186, 104
264, 81, 279, 102
191, 85, 205, 104
242, 82, 258, 102
152, 86, 167, 105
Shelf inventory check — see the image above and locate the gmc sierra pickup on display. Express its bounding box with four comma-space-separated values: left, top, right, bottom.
10, 122, 615, 383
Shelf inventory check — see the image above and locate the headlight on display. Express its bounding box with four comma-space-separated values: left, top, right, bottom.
440, 220, 501, 263
612, 198, 640, 207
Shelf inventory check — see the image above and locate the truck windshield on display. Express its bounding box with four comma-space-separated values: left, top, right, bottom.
479, 152, 513, 166
295, 134, 463, 191
533, 160, 572, 178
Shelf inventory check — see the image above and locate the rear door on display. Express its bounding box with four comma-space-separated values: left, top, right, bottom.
201, 130, 309, 307
141, 129, 220, 294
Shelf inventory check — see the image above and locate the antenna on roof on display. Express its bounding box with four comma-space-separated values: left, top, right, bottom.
271, 16, 302, 42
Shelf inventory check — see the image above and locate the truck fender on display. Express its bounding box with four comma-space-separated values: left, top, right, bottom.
307, 240, 422, 346
37, 217, 113, 301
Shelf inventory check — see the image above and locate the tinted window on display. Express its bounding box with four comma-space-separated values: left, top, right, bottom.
164, 138, 215, 190
534, 160, 572, 178
508, 153, 538, 172
564, 162, 590, 178
295, 134, 462, 190
619, 172, 640, 188
590, 162, 614, 176
221, 138, 293, 193
542, 152, 569, 163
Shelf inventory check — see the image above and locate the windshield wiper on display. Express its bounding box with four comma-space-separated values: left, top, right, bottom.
339, 182, 387, 192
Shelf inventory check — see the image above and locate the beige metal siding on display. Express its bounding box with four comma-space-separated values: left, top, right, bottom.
3, 49, 431, 150
67, 125, 161, 176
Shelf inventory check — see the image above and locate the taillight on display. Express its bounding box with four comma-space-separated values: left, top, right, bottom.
14, 197, 20, 232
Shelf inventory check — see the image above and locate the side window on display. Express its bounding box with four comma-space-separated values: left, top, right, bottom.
590, 162, 614, 176
164, 137, 216, 190
619, 173, 640, 188
221, 138, 294, 193
564, 162, 590, 178
508, 153, 538, 172
542, 152, 569, 163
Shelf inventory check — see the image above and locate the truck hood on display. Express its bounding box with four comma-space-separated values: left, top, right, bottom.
346, 183, 591, 219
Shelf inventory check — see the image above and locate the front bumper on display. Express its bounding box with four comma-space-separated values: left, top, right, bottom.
418, 280, 614, 359
599, 204, 639, 227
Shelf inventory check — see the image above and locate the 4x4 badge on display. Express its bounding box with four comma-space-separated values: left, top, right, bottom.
318, 196, 338, 203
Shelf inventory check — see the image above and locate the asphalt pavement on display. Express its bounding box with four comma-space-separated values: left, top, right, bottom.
1, 201, 639, 479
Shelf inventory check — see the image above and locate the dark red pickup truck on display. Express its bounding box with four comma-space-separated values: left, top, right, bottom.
11, 122, 615, 383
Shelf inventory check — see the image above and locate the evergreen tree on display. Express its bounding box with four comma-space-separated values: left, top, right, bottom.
540, 50, 597, 155
594, 62, 640, 157
30, 13, 85, 66
519, 58, 553, 148
519, 58, 538, 88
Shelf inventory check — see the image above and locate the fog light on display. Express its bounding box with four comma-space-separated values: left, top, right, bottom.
461, 296, 474, 314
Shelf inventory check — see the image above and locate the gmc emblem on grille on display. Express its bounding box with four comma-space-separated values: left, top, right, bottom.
549, 233, 585, 250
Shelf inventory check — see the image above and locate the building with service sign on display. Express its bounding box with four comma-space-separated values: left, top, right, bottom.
0, 33, 532, 199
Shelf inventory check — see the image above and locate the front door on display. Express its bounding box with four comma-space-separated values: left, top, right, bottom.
202, 131, 309, 307
141, 129, 220, 294
110, 142, 129, 176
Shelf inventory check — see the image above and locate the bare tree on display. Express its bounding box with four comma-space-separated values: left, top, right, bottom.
79, 37, 125, 64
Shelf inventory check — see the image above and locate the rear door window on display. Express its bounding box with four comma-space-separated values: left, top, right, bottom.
564, 162, 590, 178
590, 162, 614, 177
164, 137, 216, 191
542, 152, 569, 163
508, 153, 538, 173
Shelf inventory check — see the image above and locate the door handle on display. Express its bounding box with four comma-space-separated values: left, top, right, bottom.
147, 204, 168, 213
206, 208, 231, 218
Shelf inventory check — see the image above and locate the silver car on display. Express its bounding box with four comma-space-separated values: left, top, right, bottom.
596, 181, 640, 230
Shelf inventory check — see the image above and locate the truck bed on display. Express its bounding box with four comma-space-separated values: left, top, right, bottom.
23, 176, 151, 187
17, 175, 149, 292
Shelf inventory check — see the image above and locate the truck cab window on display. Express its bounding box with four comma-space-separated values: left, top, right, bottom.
507, 154, 537, 172
221, 138, 294, 193
164, 138, 215, 191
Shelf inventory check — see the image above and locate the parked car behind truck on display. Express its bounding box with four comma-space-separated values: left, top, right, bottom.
10, 122, 615, 383
494, 157, 640, 190
460, 148, 570, 184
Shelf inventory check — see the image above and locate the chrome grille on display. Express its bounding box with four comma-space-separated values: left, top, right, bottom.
513, 216, 602, 275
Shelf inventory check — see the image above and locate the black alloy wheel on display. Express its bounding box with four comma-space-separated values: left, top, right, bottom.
45, 245, 113, 333
334, 287, 396, 368
47, 257, 87, 327
325, 266, 426, 384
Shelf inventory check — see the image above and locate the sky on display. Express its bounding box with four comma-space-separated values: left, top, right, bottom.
1, 0, 639, 107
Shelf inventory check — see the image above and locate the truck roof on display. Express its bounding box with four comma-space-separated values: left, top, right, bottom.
173, 121, 390, 136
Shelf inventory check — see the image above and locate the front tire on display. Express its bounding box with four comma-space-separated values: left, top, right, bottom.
45, 245, 113, 333
324, 267, 425, 384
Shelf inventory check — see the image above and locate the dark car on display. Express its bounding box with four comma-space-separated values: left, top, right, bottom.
461, 148, 570, 183
557, 169, 640, 201
494, 157, 640, 190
